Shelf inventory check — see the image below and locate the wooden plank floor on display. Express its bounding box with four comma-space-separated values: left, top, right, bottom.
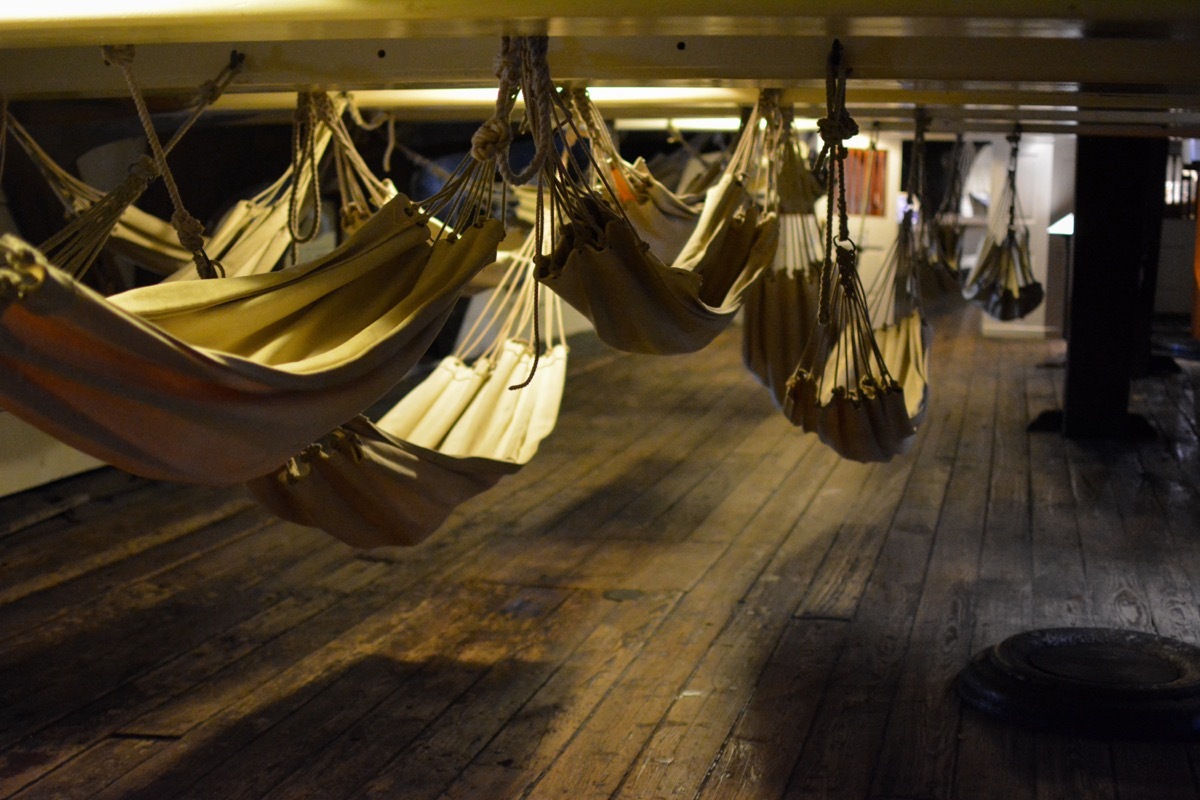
1, 305, 1199, 800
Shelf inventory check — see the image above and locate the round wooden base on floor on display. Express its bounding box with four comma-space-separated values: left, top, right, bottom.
956, 628, 1200, 740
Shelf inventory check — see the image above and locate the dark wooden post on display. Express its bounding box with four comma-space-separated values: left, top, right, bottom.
1062, 136, 1167, 438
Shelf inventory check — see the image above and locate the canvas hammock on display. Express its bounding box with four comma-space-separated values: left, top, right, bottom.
741, 105, 825, 409
12, 49, 244, 281
246, 227, 568, 548
537, 87, 780, 355
5, 111, 191, 276
783, 41, 917, 463
858, 112, 934, 429
567, 88, 702, 265
929, 133, 973, 284
962, 127, 1044, 320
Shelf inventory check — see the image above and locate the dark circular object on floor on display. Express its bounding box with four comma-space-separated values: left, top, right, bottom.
956, 627, 1200, 740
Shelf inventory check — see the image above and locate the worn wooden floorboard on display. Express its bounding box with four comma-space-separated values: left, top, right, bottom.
1, 316, 1199, 800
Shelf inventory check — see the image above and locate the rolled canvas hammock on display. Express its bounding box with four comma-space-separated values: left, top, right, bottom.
538, 87, 780, 355
962, 127, 1044, 320
783, 41, 917, 463
741, 106, 825, 408
246, 227, 568, 548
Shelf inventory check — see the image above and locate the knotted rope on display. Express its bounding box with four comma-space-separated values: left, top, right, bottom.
1005, 123, 1022, 234
814, 40, 860, 326
470, 36, 556, 187
287, 91, 323, 262
102, 45, 243, 278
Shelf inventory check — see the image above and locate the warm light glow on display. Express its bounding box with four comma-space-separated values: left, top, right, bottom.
1, 0, 253, 19
614, 117, 744, 132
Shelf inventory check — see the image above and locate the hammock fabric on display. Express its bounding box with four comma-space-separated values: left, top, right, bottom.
962, 129, 1044, 320
0, 187, 505, 485
6, 98, 336, 284
741, 107, 824, 408
247, 169, 569, 548
537, 88, 780, 355
783, 41, 918, 463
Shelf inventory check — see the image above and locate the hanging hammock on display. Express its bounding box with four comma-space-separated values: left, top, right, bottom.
783, 41, 917, 463
567, 89, 702, 265
741, 106, 825, 408
962, 127, 1044, 320
537, 87, 780, 355
929, 133, 973, 284
12, 50, 244, 281
0, 36, 577, 485
859, 111, 934, 429
246, 227, 567, 548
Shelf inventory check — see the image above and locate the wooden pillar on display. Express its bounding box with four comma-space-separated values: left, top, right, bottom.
1062, 136, 1167, 439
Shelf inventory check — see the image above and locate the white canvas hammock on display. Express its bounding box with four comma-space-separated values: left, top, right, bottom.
246, 228, 567, 548
962, 128, 1044, 320
538, 88, 780, 355
742, 109, 824, 408
783, 42, 917, 463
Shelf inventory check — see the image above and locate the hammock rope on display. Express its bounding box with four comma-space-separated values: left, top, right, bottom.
31, 48, 242, 279
287, 91, 324, 254
102, 44, 241, 280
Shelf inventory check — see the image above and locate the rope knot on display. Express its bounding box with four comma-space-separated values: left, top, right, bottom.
171, 209, 206, 254
493, 45, 521, 89
471, 115, 512, 163
101, 44, 136, 68
816, 110, 859, 146
129, 154, 160, 183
